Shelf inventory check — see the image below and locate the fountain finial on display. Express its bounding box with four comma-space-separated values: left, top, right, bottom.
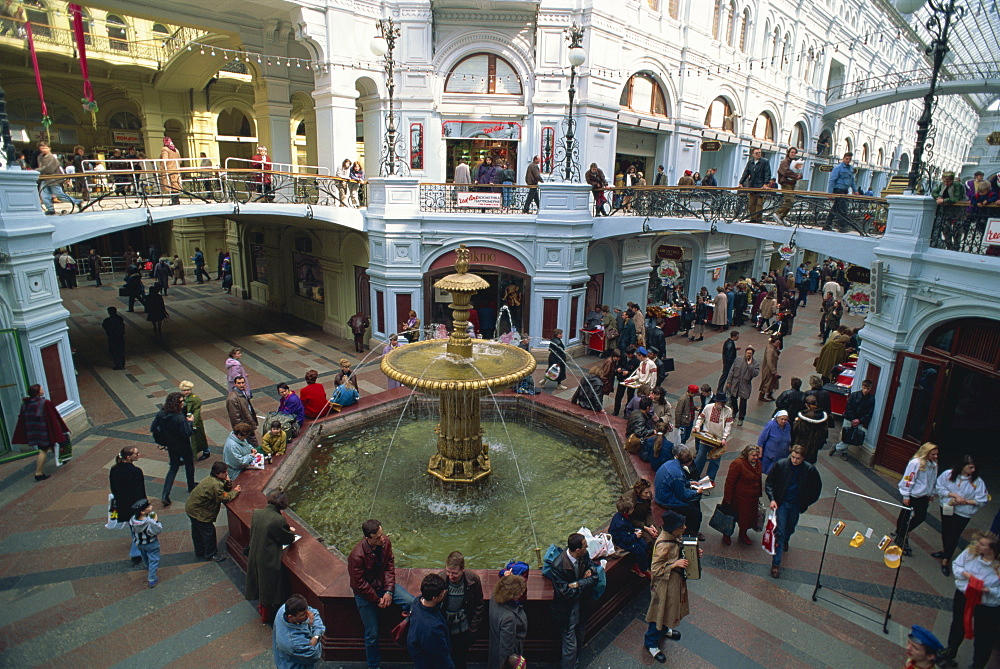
454, 244, 470, 274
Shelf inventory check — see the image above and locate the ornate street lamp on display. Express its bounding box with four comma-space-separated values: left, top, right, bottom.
895, 0, 966, 194
555, 24, 586, 182
370, 18, 406, 176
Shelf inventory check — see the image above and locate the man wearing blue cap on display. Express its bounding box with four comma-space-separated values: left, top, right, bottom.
904, 625, 942, 668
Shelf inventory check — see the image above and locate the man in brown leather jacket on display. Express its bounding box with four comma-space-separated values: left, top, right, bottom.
348, 519, 414, 668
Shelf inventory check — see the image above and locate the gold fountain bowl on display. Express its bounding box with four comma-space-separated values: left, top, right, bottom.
380, 339, 537, 396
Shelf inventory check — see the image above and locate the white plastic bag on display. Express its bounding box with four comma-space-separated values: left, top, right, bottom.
577, 526, 615, 560
544, 364, 561, 381
761, 509, 777, 555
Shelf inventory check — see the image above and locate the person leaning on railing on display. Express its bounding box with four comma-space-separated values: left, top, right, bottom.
932, 172, 964, 206
823, 152, 856, 232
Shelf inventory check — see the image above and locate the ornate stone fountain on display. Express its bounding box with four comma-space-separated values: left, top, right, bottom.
380, 245, 537, 483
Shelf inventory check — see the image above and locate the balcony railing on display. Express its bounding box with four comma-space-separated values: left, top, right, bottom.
930, 203, 1000, 255
2, 18, 209, 64
40, 166, 364, 213
602, 186, 888, 236
418, 183, 536, 214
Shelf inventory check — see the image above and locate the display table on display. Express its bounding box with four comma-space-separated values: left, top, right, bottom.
661, 314, 680, 336
581, 328, 605, 355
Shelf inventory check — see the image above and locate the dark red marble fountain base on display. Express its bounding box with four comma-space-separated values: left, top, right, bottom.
225, 388, 658, 662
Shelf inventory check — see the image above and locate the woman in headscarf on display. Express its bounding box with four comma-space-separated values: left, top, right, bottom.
571, 364, 605, 412
159, 136, 181, 204
13, 384, 70, 481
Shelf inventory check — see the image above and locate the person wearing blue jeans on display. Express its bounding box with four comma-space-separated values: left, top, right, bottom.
691, 393, 733, 486
348, 519, 413, 668
765, 446, 822, 579
129, 498, 163, 587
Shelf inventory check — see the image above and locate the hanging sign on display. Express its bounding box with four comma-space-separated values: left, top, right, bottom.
701, 140, 722, 152
777, 245, 796, 260
112, 131, 142, 144
985, 218, 1000, 245
656, 245, 684, 260
456, 191, 502, 208
818, 164, 834, 173
846, 265, 871, 283
442, 121, 522, 140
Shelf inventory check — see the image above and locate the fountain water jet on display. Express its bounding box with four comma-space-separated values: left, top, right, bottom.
380, 245, 536, 483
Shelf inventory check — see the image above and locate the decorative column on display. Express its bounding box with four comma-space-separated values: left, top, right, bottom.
0, 171, 87, 434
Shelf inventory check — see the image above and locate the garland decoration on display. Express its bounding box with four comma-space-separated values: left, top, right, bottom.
24, 19, 52, 142
69, 4, 98, 128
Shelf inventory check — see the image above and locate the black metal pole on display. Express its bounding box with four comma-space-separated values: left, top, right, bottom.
376, 19, 400, 176
564, 65, 577, 182
906, 0, 963, 194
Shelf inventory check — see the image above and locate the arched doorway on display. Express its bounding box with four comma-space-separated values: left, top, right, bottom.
216, 107, 257, 162
875, 318, 1000, 473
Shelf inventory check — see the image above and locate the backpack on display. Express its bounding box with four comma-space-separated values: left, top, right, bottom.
150, 413, 168, 449
541, 544, 562, 580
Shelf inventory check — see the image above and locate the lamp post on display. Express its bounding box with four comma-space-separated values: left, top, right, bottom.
896, 0, 965, 194
558, 24, 586, 182
370, 18, 404, 176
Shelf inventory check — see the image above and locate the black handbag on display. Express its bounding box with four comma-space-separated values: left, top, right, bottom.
661, 358, 675, 373
841, 424, 866, 446
709, 503, 736, 537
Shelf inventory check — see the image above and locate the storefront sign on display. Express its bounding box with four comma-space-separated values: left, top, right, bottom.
777, 245, 796, 260
701, 140, 722, 152
817, 164, 834, 173
456, 191, 503, 208
429, 246, 527, 273
846, 265, 871, 283
656, 245, 685, 260
442, 120, 522, 140
112, 130, 142, 144
985, 218, 1000, 245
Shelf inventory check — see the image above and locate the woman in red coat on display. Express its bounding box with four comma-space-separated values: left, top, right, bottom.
299, 369, 327, 419
13, 384, 70, 481
721, 444, 763, 546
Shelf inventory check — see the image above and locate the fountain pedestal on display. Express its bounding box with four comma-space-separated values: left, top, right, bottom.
380, 244, 536, 484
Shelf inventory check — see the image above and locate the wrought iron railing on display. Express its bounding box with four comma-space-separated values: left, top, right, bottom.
930, 203, 1000, 255
418, 183, 536, 214
602, 186, 888, 236
39, 168, 364, 213
826, 61, 1000, 103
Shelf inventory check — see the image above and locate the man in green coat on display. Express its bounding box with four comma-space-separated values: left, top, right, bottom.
185, 461, 240, 561
246, 490, 297, 623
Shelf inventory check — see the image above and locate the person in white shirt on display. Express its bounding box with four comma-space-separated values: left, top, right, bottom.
895, 442, 939, 556
938, 533, 1000, 669
935, 455, 989, 576
691, 393, 734, 484
624, 347, 657, 389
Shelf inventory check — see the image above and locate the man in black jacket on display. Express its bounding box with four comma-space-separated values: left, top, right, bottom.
765, 445, 822, 578
739, 148, 771, 222
718, 330, 740, 392
612, 345, 639, 416
774, 377, 806, 421
830, 380, 875, 459
438, 551, 485, 669
548, 533, 598, 669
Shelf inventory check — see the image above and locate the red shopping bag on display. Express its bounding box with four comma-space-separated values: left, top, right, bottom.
761, 509, 777, 555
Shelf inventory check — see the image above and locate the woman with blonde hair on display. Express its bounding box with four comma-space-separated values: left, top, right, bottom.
895, 442, 939, 556
488, 574, 528, 669
721, 444, 763, 546
179, 380, 211, 461
938, 532, 1000, 668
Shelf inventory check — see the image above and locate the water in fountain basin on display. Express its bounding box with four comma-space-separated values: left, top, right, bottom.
285, 417, 622, 569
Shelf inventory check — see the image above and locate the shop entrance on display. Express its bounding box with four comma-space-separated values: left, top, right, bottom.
875, 318, 1000, 474
425, 269, 528, 339
699, 143, 735, 185
445, 140, 519, 182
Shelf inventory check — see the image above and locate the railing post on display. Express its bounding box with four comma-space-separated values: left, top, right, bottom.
537, 181, 593, 221
880, 194, 937, 254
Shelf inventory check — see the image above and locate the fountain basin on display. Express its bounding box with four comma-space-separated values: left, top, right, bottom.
224, 390, 656, 662
380, 339, 537, 395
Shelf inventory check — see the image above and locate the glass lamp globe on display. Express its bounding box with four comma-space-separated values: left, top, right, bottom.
568, 46, 586, 67
894, 0, 925, 14
370, 35, 388, 57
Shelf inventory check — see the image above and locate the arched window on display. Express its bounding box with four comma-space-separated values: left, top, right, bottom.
668, 0, 679, 20
445, 53, 522, 95
109, 111, 142, 130
106, 14, 128, 51
771, 28, 780, 64
781, 32, 790, 70
877, 148, 884, 166
761, 21, 770, 58
152, 23, 169, 35
861, 143, 869, 163
68, 8, 93, 45
705, 97, 736, 131
712, 0, 723, 39
24, 0, 50, 37
843, 137, 852, 156
752, 113, 774, 142
739, 9, 750, 52
790, 122, 807, 150
727, 2, 738, 45
620, 73, 668, 116
817, 129, 832, 156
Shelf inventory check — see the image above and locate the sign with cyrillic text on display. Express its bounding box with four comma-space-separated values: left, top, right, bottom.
456, 191, 502, 208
